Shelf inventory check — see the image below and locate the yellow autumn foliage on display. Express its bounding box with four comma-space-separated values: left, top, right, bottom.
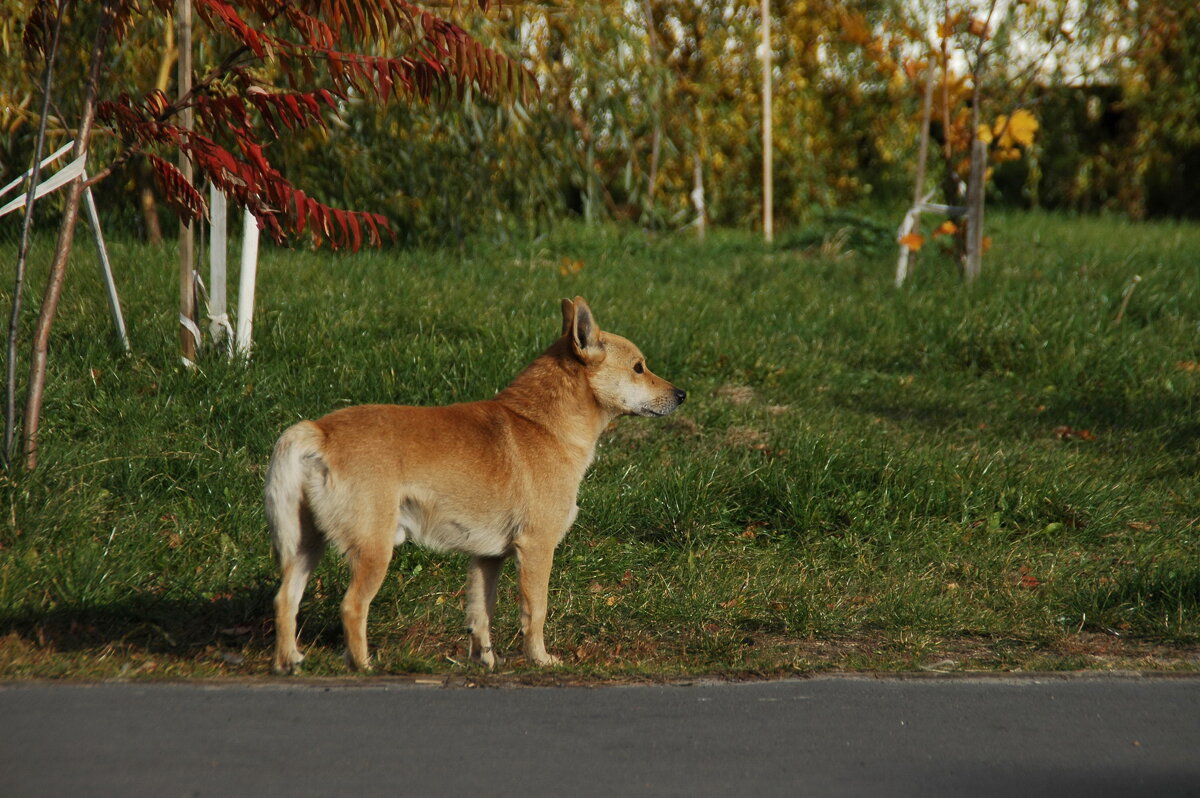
994, 109, 1039, 149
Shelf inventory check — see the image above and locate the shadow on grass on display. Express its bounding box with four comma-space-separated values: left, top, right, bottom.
837, 381, 1200, 459
0, 586, 337, 660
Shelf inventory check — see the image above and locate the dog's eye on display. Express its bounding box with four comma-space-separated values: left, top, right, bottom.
633, 362, 644, 374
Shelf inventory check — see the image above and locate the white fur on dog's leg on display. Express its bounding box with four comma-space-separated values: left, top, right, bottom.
471, 644, 499, 670
525, 646, 561, 666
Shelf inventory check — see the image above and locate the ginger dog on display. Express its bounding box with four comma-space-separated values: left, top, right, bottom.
265, 297, 685, 673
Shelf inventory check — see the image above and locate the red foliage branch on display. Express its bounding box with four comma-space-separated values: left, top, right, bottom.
85, 0, 532, 251
100, 91, 387, 250
194, 0, 534, 105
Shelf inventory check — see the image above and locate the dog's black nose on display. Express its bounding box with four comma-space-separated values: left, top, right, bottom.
675, 388, 687, 405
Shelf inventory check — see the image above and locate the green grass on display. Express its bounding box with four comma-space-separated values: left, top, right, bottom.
1, 210, 1198, 680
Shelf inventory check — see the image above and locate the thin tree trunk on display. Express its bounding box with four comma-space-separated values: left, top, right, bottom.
963, 138, 987, 283
4, 0, 66, 468
22, 1, 115, 470
177, 0, 198, 362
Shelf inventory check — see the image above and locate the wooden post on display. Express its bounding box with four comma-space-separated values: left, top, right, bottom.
760, 0, 773, 243
963, 138, 987, 283
176, 0, 198, 363
691, 150, 706, 241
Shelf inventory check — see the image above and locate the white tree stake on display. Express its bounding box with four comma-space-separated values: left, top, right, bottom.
208, 184, 232, 352
0, 145, 129, 352
81, 183, 130, 352
236, 207, 259, 357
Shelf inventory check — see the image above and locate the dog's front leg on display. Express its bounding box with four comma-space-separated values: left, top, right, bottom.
515, 540, 561, 666
465, 555, 505, 669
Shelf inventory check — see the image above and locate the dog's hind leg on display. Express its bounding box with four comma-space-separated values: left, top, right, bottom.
272, 508, 324, 675
341, 534, 393, 672
515, 540, 561, 666
465, 555, 505, 669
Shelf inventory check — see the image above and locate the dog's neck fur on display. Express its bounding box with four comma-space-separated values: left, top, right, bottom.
494, 337, 612, 458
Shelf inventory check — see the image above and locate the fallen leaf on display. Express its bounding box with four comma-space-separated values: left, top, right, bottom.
1054, 425, 1095, 441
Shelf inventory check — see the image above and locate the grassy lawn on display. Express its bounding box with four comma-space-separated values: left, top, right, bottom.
1, 210, 1198, 680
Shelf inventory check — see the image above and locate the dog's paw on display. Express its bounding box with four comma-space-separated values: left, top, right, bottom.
272, 652, 304, 675
343, 650, 373, 673
528, 651, 562, 667
471, 647, 501, 670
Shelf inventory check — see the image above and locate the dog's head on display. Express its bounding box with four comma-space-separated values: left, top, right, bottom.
561, 296, 686, 418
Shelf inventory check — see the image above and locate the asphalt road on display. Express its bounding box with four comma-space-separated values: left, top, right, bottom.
3, 675, 1198, 797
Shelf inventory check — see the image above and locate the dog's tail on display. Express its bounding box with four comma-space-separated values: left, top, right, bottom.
264, 421, 326, 564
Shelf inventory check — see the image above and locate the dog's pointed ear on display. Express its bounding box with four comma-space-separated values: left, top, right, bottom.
566, 296, 604, 364
561, 298, 574, 338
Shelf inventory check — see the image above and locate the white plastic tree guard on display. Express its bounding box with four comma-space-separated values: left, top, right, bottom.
0, 141, 130, 352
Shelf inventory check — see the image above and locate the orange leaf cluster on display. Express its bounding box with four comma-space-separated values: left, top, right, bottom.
1053, 425, 1095, 441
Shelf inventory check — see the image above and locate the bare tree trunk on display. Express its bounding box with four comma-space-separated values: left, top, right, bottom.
962, 1, 997, 283
4, 0, 66, 468
21, 1, 115, 470
177, 0, 198, 362
963, 139, 987, 283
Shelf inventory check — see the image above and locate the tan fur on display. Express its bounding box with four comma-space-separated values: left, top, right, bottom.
265, 297, 685, 674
